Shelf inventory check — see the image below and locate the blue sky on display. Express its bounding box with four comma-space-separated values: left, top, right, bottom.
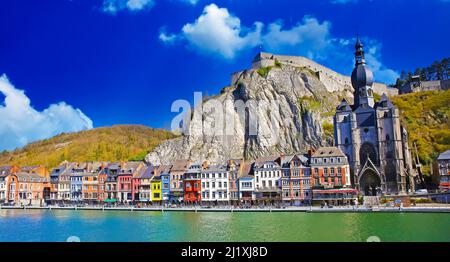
1, 0, 450, 150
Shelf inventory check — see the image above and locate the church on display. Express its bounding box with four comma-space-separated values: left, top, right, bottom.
333, 38, 416, 196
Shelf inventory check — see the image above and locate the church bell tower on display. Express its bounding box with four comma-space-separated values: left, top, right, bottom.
351, 37, 375, 108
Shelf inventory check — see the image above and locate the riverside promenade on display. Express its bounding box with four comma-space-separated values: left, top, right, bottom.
1, 204, 450, 213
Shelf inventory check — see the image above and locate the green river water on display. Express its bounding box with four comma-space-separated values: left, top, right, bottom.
0, 209, 449, 242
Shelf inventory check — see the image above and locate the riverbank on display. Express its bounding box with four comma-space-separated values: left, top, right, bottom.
1, 205, 449, 213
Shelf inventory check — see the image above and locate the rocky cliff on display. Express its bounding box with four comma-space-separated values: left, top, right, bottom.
146, 62, 356, 165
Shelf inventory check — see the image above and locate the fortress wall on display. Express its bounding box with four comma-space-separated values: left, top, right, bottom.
235, 52, 392, 96
441, 79, 450, 90
386, 87, 399, 96
420, 80, 442, 91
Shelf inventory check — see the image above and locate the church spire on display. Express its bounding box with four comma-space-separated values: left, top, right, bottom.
354, 35, 365, 66
351, 37, 375, 108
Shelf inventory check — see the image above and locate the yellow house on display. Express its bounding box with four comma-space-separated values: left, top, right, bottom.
151, 176, 162, 202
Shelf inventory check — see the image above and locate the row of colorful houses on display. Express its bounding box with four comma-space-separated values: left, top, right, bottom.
0, 147, 359, 206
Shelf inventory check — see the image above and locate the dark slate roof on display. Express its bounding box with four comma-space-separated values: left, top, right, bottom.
312, 147, 346, 158
375, 93, 395, 109
15, 172, 48, 182
137, 166, 154, 179
0, 166, 13, 176
254, 155, 280, 168
202, 165, 227, 172
336, 99, 352, 111
171, 160, 190, 171
437, 150, 450, 161
107, 162, 121, 170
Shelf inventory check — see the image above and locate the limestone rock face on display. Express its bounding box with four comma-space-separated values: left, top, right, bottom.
146, 65, 354, 165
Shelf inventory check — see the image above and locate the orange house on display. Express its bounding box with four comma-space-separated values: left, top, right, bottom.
82, 173, 99, 203
12, 172, 48, 206
310, 147, 351, 188
20, 165, 51, 201
98, 171, 108, 202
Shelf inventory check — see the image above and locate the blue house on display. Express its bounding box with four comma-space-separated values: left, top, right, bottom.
158, 165, 172, 203
70, 169, 83, 202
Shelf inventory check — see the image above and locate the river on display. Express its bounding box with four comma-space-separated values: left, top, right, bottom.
0, 209, 449, 242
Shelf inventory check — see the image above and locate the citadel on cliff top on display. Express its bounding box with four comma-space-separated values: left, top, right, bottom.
232, 51, 399, 97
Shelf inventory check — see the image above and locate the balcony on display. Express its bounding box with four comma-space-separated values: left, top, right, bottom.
256, 186, 281, 193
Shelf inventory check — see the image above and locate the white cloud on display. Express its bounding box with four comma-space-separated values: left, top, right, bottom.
102, 0, 155, 14
330, 0, 358, 4
159, 27, 179, 44
364, 43, 400, 84
177, 0, 199, 5
160, 4, 399, 84
262, 17, 332, 61
172, 4, 263, 59
0, 74, 93, 151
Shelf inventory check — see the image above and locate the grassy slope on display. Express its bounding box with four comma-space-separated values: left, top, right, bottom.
0, 125, 177, 169
391, 90, 450, 174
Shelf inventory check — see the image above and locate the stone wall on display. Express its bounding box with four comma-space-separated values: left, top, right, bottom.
232, 52, 392, 96
399, 79, 450, 94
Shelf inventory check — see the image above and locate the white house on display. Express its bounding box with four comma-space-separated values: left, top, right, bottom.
201, 165, 229, 203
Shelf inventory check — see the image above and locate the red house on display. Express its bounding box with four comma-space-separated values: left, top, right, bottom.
183, 163, 202, 203
117, 162, 145, 203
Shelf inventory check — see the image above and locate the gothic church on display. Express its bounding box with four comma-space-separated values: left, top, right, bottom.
334, 38, 416, 195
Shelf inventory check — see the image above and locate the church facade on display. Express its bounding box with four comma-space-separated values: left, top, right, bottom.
334, 38, 416, 196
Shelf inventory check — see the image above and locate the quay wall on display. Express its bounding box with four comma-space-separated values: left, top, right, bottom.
2, 206, 449, 213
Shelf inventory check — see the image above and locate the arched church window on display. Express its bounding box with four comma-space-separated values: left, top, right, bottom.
344, 137, 349, 145
384, 162, 396, 183
386, 134, 390, 141
384, 112, 389, 118
359, 142, 378, 166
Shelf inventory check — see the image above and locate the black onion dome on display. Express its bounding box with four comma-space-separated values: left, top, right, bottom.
351, 64, 374, 88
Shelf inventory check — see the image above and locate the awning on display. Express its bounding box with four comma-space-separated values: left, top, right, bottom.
313, 189, 358, 194
104, 199, 117, 203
